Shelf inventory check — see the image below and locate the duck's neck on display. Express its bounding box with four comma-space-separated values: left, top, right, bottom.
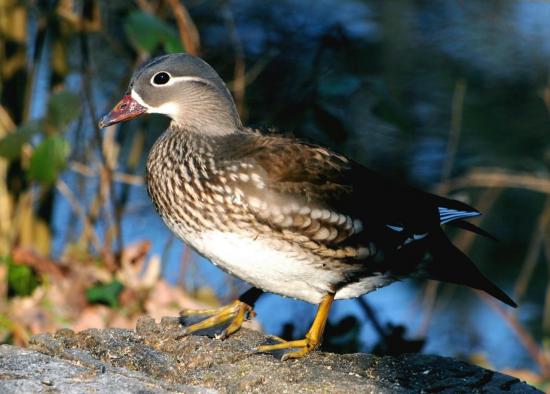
148, 125, 226, 181
167, 86, 243, 136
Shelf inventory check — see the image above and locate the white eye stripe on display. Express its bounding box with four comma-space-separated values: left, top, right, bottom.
171, 76, 215, 86
149, 73, 215, 88
132, 75, 218, 115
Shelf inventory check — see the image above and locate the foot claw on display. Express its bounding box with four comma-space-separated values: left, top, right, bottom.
178, 300, 254, 339
255, 294, 335, 360
256, 337, 317, 359
281, 347, 311, 360
264, 335, 287, 344
215, 328, 234, 340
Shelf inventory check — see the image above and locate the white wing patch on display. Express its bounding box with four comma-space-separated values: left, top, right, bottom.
388, 207, 479, 247
438, 207, 480, 224
386, 224, 404, 232
386, 223, 428, 246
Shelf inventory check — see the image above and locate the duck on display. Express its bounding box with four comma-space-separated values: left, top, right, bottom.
99, 53, 516, 359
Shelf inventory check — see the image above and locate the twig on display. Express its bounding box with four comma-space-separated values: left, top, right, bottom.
113, 172, 144, 186
135, 0, 155, 13
419, 82, 468, 338
56, 179, 101, 251
441, 79, 466, 181
78, 7, 124, 258
440, 168, 550, 195
69, 161, 144, 185
542, 78, 550, 113
11, 246, 66, 278
416, 280, 439, 337
226, 53, 276, 91
22, 3, 49, 123
514, 198, 550, 300
544, 282, 550, 341
480, 292, 550, 377
164, 0, 200, 55
0, 105, 16, 131
56, 0, 101, 32
357, 296, 387, 340
541, 202, 550, 334
222, 2, 246, 119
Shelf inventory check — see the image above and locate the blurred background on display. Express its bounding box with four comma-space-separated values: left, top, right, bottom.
1, 0, 549, 389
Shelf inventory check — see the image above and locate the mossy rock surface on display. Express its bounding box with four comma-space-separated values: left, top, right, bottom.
0, 316, 541, 393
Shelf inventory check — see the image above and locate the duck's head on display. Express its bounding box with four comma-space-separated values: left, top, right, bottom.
99, 53, 241, 134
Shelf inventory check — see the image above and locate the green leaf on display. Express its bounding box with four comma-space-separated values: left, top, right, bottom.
124, 10, 183, 54
5, 256, 39, 297
47, 91, 81, 132
28, 136, 69, 185
86, 280, 124, 308
0, 121, 42, 161
163, 35, 184, 54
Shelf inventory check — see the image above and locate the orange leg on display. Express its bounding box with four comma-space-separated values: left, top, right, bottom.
257, 293, 335, 360
179, 300, 256, 339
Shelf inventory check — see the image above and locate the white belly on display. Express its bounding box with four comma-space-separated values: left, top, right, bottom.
176, 228, 394, 304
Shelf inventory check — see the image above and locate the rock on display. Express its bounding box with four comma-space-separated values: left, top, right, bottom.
0, 315, 539, 393
0, 345, 212, 393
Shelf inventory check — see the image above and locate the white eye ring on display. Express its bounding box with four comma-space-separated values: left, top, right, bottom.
151, 71, 172, 86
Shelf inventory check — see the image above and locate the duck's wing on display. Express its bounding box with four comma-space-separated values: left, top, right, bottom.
216, 132, 482, 248
213, 131, 516, 307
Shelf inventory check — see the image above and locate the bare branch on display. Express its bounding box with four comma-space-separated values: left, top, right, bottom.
56, 179, 102, 252
164, 0, 200, 55
480, 292, 550, 377
222, 3, 246, 119
440, 168, 550, 195
441, 79, 466, 182
69, 161, 144, 186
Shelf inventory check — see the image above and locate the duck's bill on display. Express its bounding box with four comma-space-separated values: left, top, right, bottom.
98, 95, 147, 128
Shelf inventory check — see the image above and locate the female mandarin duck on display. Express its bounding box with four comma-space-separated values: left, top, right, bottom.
99, 53, 516, 359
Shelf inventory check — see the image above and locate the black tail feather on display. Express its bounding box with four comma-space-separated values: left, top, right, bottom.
447, 220, 498, 241
425, 231, 517, 308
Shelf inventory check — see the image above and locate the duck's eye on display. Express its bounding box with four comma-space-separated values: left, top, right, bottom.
152, 72, 170, 85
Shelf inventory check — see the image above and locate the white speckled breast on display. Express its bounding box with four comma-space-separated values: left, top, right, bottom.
147, 128, 395, 304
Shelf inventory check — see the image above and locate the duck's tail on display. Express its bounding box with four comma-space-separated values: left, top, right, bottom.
424, 230, 517, 308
